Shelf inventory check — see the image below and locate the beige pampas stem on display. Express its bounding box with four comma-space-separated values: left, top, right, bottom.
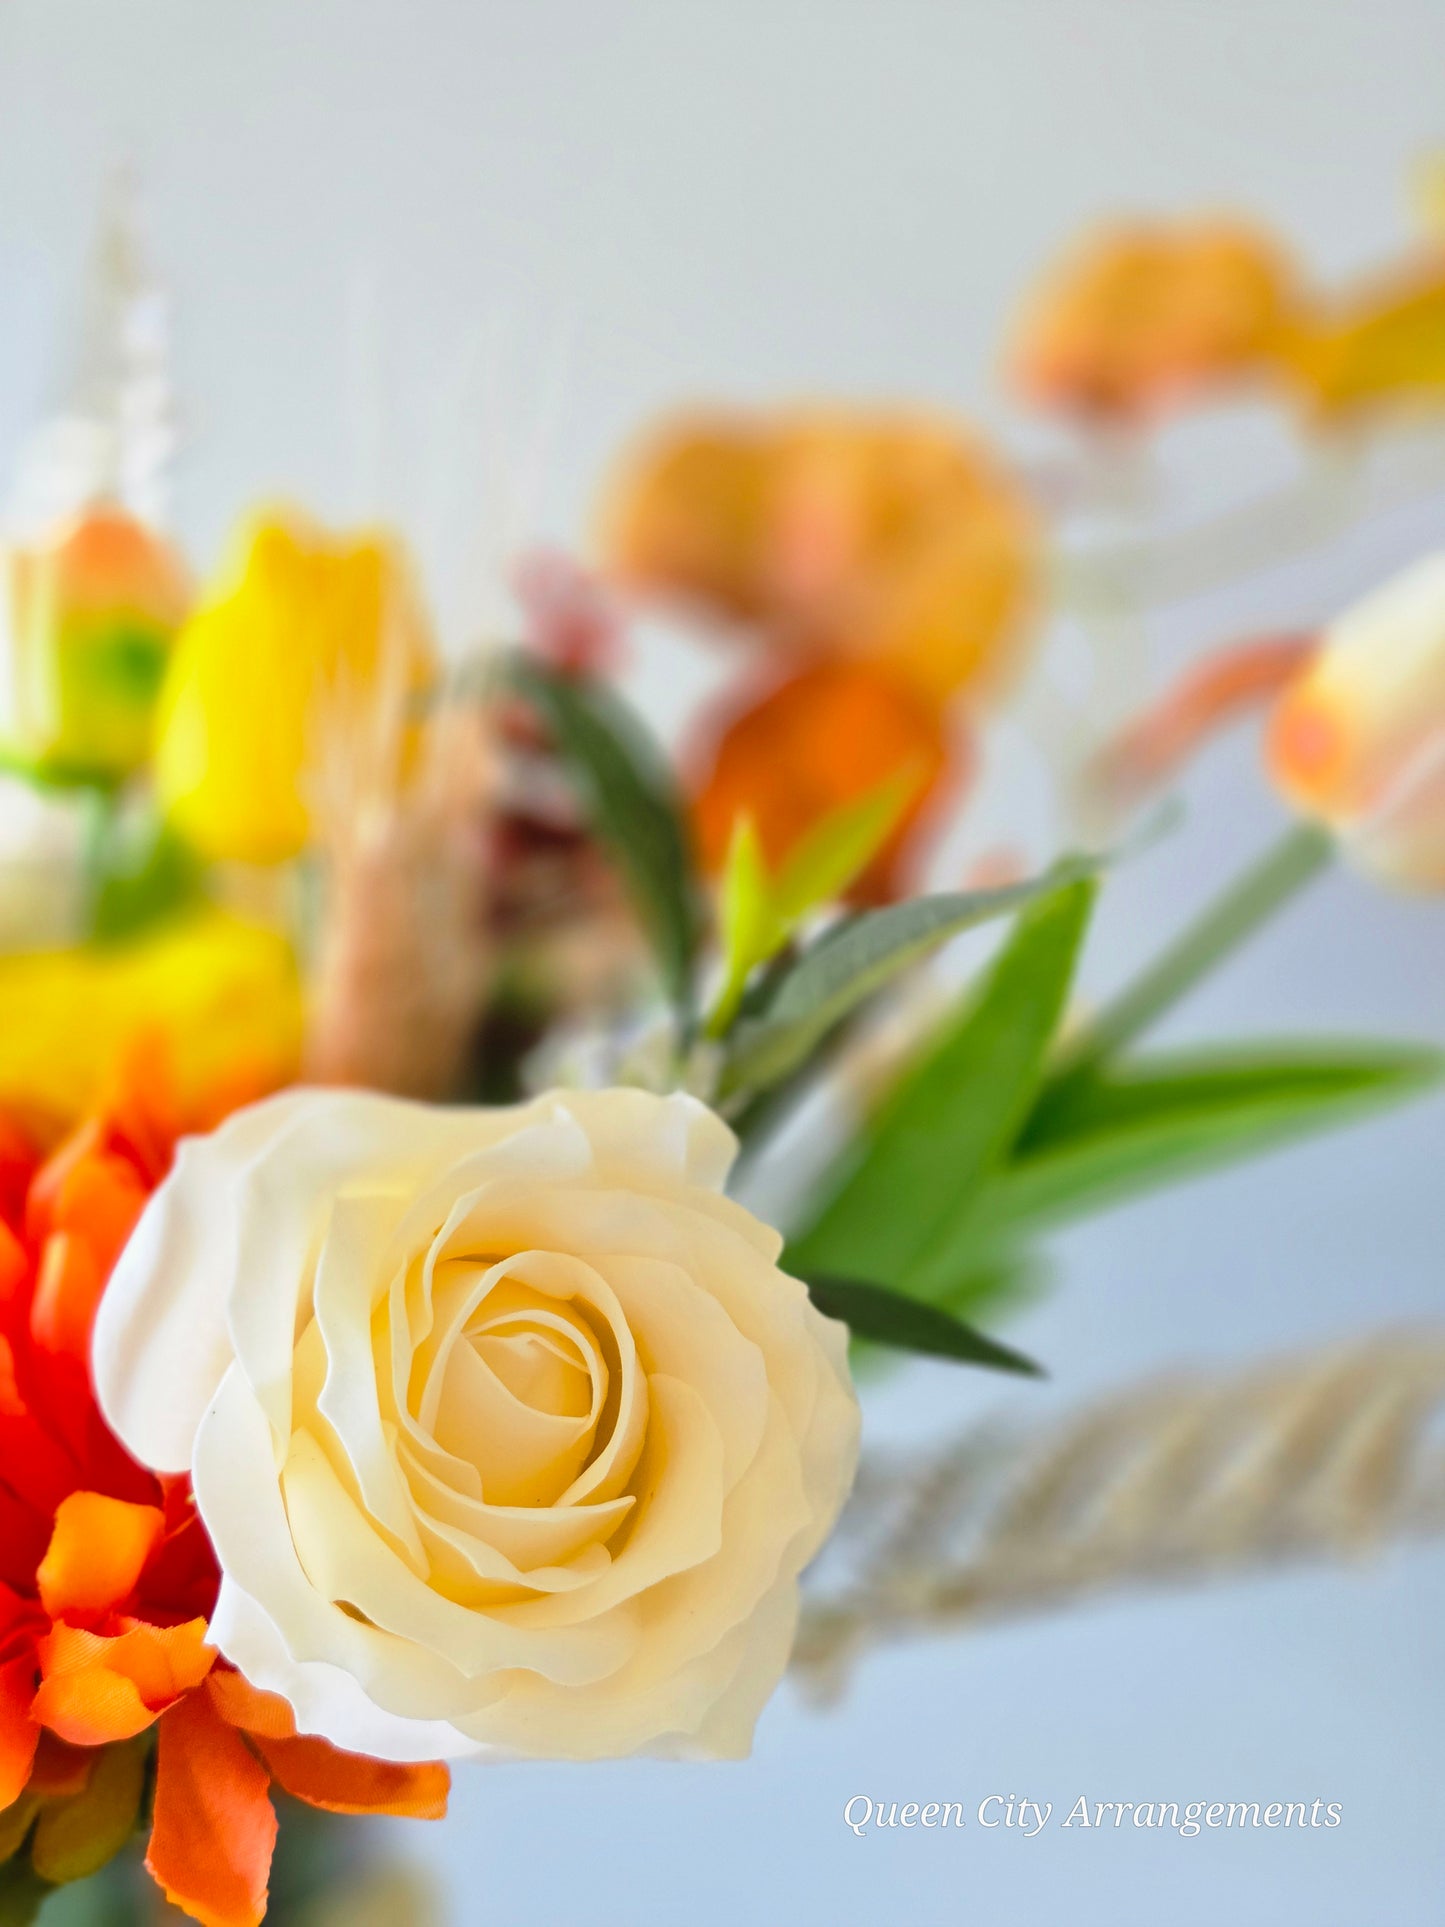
302, 575, 497, 1099
793, 1329, 1445, 1702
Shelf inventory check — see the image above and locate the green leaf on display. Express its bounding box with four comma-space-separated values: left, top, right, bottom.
706, 772, 918, 1040
718, 851, 1102, 1099
769, 767, 918, 927
510, 657, 701, 1014
708, 817, 778, 1038
911, 1041, 1444, 1290
787, 876, 1096, 1288
802, 1273, 1044, 1375
29, 1737, 147, 1887
0, 1862, 47, 1927
89, 813, 206, 945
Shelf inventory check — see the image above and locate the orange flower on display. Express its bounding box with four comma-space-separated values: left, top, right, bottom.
0, 1080, 449, 1925
691, 660, 960, 903
1009, 216, 1300, 423
601, 411, 775, 623
601, 405, 1038, 709
145, 1672, 447, 1927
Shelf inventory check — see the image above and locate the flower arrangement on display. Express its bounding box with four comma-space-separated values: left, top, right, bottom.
0, 182, 1441, 1922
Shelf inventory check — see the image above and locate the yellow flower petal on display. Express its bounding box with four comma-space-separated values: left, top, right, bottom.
0, 907, 302, 1138
155, 511, 434, 864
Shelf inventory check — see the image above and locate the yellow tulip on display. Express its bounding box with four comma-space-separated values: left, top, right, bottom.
0, 906, 303, 1140
1267, 553, 1445, 889
0, 505, 190, 783
155, 512, 434, 864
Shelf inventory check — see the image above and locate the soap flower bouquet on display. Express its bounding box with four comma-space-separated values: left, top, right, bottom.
0, 184, 1442, 1924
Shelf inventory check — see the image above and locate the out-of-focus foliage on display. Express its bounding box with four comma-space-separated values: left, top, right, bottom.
508, 655, 701, 1017
717, 856, 1103, 1101
710, 771, 916, 1036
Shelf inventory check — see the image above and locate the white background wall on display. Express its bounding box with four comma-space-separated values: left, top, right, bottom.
2, 6, 1443, 1923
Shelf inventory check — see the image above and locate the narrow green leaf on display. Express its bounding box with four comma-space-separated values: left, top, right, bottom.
802, 1273, 1044, 1375
707, 817, 779, 1038
910, 1041, 1444, 1292
770, 767, 918, 926
719, 851, 1102, 1099
510, 657, 701, 1013
707, 772, 919, 1041
787, 876, 1096, 1288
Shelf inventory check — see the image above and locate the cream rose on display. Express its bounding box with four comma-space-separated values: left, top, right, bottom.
93, 1086, 858, 1763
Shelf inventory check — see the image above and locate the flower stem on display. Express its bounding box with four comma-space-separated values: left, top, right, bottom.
1053, 820, 1336, 1080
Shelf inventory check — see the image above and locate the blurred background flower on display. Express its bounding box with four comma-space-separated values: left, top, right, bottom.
602, 405, 1036, 896
1267, 551, 1445, 887
155, 511, 434, 867
1008, 216, 1301, 424
0, 506, 188, 787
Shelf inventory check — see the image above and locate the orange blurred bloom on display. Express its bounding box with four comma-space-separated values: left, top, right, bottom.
602, 405, 1038, 709
1009, 216, 1300, 423
602, 411, 775, 625
692, 660, 959, 903
0, 1076, 448, 1924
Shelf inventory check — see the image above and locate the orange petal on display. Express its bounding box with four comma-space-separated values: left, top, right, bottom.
34, 1619, 214, 1745
600, 412, 775, 620
38, 1492, 165, 1620
0, 1652, 40, 1809
28, 1232, 105, 1366
31, 1645, 150, 1745
0, 1220, 26, 1319
205, 1669, 297, 1741
147, 1692, 276, 1927
1266, 681, 1354, 813
250, 1733, 449, 1819
1086, 633, 1319, 814
48, 1153, 148, 1282
25, 1121, 104, 1247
